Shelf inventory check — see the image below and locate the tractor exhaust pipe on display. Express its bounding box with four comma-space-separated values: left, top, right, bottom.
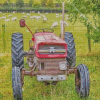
19, 19, 34, 36
61, 2, 65, 40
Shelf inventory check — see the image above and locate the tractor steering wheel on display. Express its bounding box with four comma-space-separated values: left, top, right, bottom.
35, 28, 54, 33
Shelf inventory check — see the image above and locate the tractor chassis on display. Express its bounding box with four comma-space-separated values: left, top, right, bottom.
21, 50, 78, 86
21, 67, 78, 86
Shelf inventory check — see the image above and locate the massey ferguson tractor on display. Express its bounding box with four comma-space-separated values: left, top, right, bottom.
11, 4, 90, 100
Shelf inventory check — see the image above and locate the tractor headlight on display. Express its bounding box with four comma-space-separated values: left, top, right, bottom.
59, 61, 67, 70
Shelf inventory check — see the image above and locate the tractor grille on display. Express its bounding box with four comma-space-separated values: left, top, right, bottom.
38, 58, 66, 70
38, 45, 66, 54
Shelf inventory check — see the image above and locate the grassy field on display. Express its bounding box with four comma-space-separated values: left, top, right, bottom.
0, 12, 100, 100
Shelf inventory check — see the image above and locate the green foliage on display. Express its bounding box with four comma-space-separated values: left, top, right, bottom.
7, 0, 11, 3
56, 0, 100, 52
56, 0, 63, 2
33, 1, 41, 8
56, 0, 100, 43
16, 0, 24, 7
47, 0, 54, 8
0, 7, 63, 12
2, 1, 10, 7
41, 0, 47, 7
29, 0, 34, 7
91, 27, 100, 42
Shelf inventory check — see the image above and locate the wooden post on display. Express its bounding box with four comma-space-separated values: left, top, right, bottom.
87, 24, 91, 52
61, 2, 65, 40
2, 24, 6, 52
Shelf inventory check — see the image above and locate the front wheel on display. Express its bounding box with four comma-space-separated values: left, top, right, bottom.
75, 64, 90, 98
12, 67, 23, 100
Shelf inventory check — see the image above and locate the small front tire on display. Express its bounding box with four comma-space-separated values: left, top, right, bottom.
12, 66, 23, 100
75, 64, 90, 98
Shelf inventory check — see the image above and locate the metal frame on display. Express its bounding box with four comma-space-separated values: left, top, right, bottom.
21, 67, 77, 86
22, 67, 77, 76
21, 64, 77, 86
21, 50, 78, 86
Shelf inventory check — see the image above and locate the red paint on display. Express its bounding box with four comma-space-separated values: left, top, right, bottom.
32, 37, 34, 41
19, 19, 25, 27
32, 32, 67, 58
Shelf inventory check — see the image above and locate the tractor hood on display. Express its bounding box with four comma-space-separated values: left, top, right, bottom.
33, 32, 67, 58
34, 32, 66, 44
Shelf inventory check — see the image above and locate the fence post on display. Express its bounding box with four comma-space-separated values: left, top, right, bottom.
2, 24, 6, 52
61, 2, 65, 40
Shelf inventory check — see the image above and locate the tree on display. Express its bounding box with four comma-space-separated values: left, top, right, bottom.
41, 0, 47, 7
47, 0, 54, 8
7, 0, 11, 3
56, 0, 100, 52
33, 1, 41, 8
16, 0, 24, 7
29, 0, 34, 7
3, 0, 10, 7
67, 0, 100, 52
90, 0, 100, 42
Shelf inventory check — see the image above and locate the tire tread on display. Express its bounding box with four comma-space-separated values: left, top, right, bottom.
76, 64, 90, 98
12, 67, 23, 100
12, 33, 24, 70
65, 32, 76, 67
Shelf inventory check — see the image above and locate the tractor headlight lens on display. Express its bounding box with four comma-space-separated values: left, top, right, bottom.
59, 61, 67, 70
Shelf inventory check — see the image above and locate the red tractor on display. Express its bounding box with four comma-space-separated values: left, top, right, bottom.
11, 19, 90, 100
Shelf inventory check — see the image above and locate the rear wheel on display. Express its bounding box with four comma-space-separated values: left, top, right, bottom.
75, 64, 90, 98
12, 33, 24, 70
12, 67, 23, 100
12, 33, 24, 99
64, 32, 76, 67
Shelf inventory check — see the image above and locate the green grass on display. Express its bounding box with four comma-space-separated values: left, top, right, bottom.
0, 13, 100, 100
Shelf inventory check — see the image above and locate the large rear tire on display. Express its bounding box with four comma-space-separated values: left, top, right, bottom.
75, 64, 90, 98
64, 32, 76, 67
12, 33, 24, 70
12, 66, 23, 100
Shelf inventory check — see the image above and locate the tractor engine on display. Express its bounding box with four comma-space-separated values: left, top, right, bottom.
28, 32, 68, 81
